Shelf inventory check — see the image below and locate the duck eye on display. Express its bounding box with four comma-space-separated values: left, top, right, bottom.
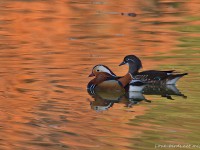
97, 69, 99, 72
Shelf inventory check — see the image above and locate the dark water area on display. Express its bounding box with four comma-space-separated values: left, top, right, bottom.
0, 0, 199, 150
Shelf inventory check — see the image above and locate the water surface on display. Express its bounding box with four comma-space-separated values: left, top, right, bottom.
0, 0, 199, 150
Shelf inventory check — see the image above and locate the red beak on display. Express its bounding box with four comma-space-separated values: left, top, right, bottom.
88, 72, 95, 77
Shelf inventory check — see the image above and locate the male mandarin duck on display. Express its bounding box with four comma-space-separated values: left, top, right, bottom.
87, 64, 146, 94
119, 55, 188, 84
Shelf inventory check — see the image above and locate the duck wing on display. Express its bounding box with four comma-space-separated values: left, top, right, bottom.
133, 70, 169, 82
141, 70, 175, 74
132, 70, 188, 84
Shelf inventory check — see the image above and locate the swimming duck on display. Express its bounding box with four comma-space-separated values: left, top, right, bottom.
119, 55, 188, 84
87, 64, 146, 93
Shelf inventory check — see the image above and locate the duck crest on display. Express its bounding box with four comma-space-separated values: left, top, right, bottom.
90, 64, 116, 77
119, 55, 142, 70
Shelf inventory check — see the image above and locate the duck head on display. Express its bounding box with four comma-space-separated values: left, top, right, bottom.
119, 55, 142, 74
88, 64, 116, 77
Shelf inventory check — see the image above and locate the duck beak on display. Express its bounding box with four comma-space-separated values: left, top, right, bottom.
88, 72, 95, 77
119, 61, 126, 66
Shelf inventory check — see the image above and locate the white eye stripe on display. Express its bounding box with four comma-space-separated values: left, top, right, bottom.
93, 65, 116, 76
98, 66, 115, 76
126, 58, 135, 62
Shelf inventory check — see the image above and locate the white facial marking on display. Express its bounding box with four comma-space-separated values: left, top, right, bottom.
95, 65, 115, 76
126, 58, 134, 62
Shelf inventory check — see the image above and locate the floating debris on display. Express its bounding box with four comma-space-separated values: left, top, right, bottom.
97, 11, 137, 17
121, 12, 137, 17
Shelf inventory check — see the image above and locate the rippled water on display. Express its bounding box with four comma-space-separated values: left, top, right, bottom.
0, 0, 199, 150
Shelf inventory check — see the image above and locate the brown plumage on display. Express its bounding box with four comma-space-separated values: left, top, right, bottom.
88, 72, 114, 86
118, 73, 132, 87
87, 65, 133, 93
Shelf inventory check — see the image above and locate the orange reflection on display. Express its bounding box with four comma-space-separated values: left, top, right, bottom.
0, 0, 198, 149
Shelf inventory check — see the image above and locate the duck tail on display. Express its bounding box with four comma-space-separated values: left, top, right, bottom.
166, 73, 188, 85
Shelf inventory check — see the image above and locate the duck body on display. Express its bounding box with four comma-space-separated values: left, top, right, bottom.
132, 70, 188, 85
87, 68, 125, 94
91, 79, 126, 94
119, 55, 188, 85
87, 64, 145, 93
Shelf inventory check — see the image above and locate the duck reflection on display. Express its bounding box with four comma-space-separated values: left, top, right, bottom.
88, 87, 125, 112
87, 85, 186, 112
143, 85, 187, 100
126, 92, 151, 108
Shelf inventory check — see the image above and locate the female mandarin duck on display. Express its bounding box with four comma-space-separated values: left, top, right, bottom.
119, 55, 188, 84
87, 64, 146, 94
